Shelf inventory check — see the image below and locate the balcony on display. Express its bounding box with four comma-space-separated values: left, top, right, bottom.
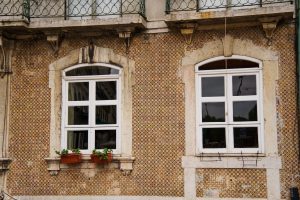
165, 0, 294, 30
0, 0, 146, 33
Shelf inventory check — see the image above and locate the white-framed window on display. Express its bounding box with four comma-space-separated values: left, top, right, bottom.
196, 56, 264, 154
61, 63, 121, 154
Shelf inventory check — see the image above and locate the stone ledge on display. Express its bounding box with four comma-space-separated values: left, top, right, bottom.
45, 155, 135, 176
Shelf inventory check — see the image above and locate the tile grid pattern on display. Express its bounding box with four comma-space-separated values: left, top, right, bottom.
6, 24, 298, 199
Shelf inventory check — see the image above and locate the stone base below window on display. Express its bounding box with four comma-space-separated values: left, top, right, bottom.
45, 155, 135, 176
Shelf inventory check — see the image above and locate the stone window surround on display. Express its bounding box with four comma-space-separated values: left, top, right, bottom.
45, 46, 135, 176
179, 36, 281, 200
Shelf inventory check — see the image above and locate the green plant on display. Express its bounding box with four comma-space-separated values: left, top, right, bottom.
55, 148, 81, 156
55, 149, 69, 156
92, 148, 112, 160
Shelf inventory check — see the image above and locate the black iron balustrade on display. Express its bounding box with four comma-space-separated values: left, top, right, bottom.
0, 0, 145, 20
166, 0, 293, 13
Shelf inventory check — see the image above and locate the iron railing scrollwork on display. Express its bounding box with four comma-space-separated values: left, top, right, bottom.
166, 0, 294, 13
0, 0, 145, 20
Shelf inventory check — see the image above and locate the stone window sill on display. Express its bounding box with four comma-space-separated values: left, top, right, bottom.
45, 155, 135, 176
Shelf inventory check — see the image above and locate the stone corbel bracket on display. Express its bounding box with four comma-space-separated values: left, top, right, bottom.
259, 17, 282, 46
117, 28, 134, 54
45, 32, 63, 56
44, 156, 135, 176
0, 34, 14, 78
0, 158, 12, 173
179, 23, 197, 46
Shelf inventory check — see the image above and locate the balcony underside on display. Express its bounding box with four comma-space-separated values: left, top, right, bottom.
165, 3, 294, 30
0, 14, 146, 38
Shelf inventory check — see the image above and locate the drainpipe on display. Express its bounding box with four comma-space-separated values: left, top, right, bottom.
295, 0, 300, 199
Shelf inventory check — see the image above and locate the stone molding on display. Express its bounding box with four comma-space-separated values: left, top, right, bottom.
48, 46, 135, 162
179, 35, 280, 200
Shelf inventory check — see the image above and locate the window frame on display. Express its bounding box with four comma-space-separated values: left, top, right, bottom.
195, 56, 264, 154
61, 63, 122, 154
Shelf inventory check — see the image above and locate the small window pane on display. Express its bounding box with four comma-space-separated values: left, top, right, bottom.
96, 81, 116, 100
95, 130, 116, 149
203, 128, 226, 148
233, 101, 257, 121
67, 130, 88, 149
68, 106, 89, 125
96, 106, 116, 124
68, 82, 89, 101
198, 59, 259, 70
202, 102, 225, 122
66, 66, 119, 76
202, 77, 224, 97
234, 127, 258, 148
232, 75, 256, 96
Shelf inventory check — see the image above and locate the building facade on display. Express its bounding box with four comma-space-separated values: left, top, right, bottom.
0, 0, 298, 199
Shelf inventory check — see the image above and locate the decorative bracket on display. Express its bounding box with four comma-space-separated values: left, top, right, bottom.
0, 158, 12, 173
259, 17, 281, 46
118, 28, 134, 54
45, 32, 63, 56
0, 34, 14, 78
179, 23, 197, 46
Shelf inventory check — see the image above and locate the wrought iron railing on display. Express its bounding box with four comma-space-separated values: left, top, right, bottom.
0, 0, 145, 20
166, 0, 293, 13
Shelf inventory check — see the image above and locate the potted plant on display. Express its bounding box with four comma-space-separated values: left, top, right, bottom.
55, 148, 82, 164
90, 148, 112, 164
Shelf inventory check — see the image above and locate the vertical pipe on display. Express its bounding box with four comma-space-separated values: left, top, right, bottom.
64, 0, 67, 20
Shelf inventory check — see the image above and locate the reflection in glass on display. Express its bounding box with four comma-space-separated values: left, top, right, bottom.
95, 130, 116, 149
232, 75, 256, 96
96, 81, 116, 100
68, 82, 89, 101
66, 66, 119, 76
67, 130, 88, 149
203, 128, 226, 148
202, 102, 225, 122
96, 106, 116, 124
68, 106, 89, 125
233, 101, 257, 121
234, 127, 258, 148
202, 77, 224, 97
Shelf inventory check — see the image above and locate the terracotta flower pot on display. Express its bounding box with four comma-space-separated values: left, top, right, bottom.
60, 154, 82, 164
90, 152, 112, 164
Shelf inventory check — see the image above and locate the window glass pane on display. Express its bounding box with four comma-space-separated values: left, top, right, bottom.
68, 82, 89, 101
233, 101, 257, 121
96, 81, 116, 100
232, 75, 256, 96
96, 106, 116, 124
202, 77, 224, 97
198, 59, 259, 70
67, 130, 88, 149
68, 106, 89, 125
202, 102, 225, 122
234, 127, 258, 148
66, 66, 119, 76
203, 128, 226, 148
95, 130, 116, 149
